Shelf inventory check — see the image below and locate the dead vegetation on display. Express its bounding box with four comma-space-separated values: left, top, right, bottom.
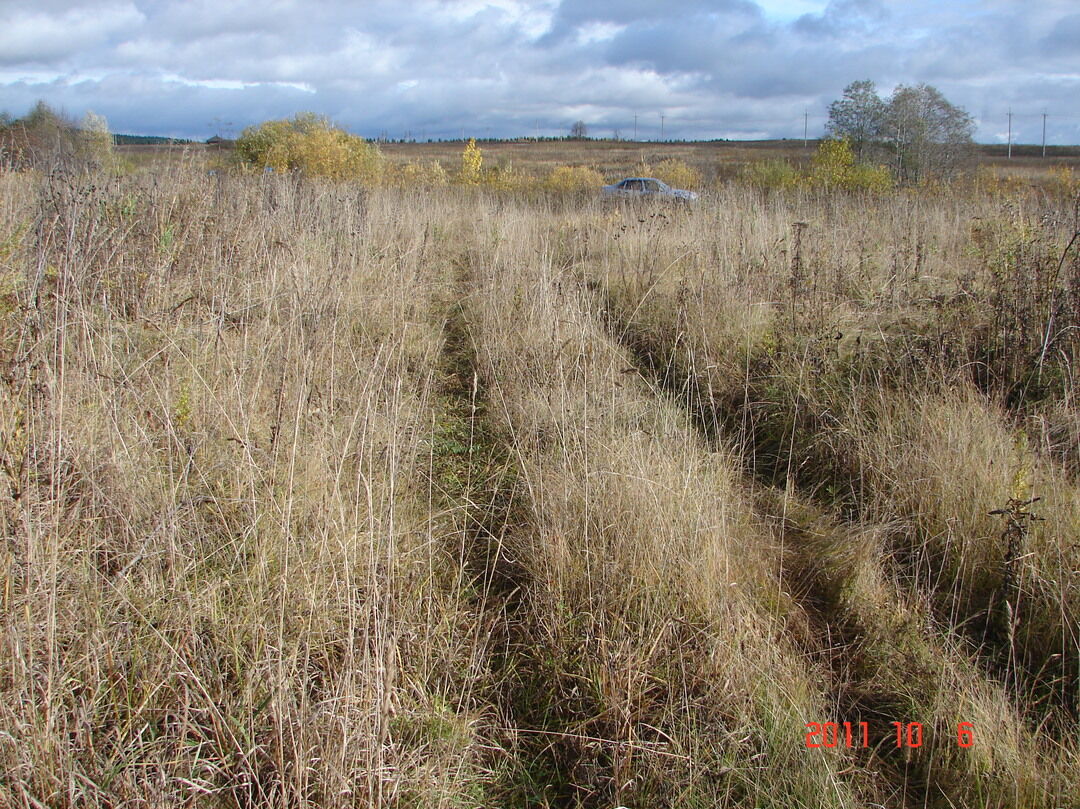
1, 152, 1078, 807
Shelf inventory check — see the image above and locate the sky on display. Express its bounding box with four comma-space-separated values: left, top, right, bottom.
1, 0, 1078, 144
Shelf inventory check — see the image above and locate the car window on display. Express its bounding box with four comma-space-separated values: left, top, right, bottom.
618, 180, 631, 189
625, 180, 642, 191
644, 180, 660, 193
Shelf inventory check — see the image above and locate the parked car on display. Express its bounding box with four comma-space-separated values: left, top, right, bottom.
601, 177, 698, 202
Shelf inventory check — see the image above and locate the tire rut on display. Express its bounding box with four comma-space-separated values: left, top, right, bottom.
589, 279, 1060, 809
431, 259, 610, 808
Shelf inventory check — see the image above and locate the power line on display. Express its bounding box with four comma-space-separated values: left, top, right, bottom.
397, 106, 1079, 145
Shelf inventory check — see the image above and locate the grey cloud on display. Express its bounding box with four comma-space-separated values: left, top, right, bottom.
0, 2, 144, 66
0, 0, 1077, 144
539, 0, 761, 44
146, 1, 302, 44
793, 0, 888, 39
0, 0, 110, 12
599, 8, 897, 100
1040, 13, 1080, 56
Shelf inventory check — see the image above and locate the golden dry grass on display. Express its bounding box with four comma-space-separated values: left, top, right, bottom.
1, 148, 1078, 808
590, 181, 1080, 805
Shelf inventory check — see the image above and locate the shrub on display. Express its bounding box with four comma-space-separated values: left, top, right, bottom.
452, 141, 536, 190
1048, 165, 1080, 199
543, 165, 605, 193
653, 158, 701, 190
741, 159, 802, 190
848, 162, 893, 192
809, 138, 857, 190
393, 160, 450, 188
0, 101, 81, 168
234, 113, 382, 182
809, 138, 892, 192
483, 163, 532, 191
78, 111, 113, 167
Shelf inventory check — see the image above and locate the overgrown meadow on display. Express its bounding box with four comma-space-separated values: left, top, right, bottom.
1, 138, 1079, 808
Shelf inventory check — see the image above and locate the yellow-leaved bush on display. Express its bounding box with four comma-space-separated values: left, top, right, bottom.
452, 140, 534, 190
235, 113, 383, 182
809, 138, 892, 192
543, 165, 605, 192
741, 140, 891, 192
1048, 165, 1080, 198
459, 138, 483, 185
392, 160, 450, 188
652, 158, 701, 190
741, 159, 802, 190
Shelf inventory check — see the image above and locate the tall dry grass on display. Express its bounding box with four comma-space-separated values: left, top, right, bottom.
589, 184, 1080, 804
462, 202, 869, 808
3, 152, 1078, 807
0, 164, 507, 806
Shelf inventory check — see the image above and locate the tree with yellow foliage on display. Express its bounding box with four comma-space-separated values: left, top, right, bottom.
809, 138, 891, 192
459, 138, 483, 185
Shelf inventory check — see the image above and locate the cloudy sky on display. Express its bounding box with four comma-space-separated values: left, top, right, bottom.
2, 0, 1078, 143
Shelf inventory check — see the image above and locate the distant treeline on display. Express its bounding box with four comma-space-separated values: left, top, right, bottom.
105, 133, 1080, 155
112, 134, 195, 145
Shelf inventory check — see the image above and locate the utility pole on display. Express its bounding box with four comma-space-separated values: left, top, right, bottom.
895, 122, 903, 178
633, 114, 638, 141
660, 114, 665, 141
803, 110, 808, 150
1042, 112, 1048, 158
1007, 111, 1013, 159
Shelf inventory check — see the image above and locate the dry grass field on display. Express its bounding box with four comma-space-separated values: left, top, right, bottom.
378, 139, 817, 184
1, 142, 1079, 807
127, 137, 1080, 186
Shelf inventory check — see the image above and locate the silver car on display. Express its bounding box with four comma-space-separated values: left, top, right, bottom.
601, 177, 698, 202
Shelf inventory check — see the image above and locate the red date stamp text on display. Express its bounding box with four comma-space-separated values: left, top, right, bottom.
805, 721, 974, 749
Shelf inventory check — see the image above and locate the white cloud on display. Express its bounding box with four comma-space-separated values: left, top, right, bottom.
0, 0, 1076, 144
158, 73, 315, 92
0, 2, 143, 65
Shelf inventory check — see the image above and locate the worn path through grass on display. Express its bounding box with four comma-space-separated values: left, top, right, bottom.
592, 278, 1076, 809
